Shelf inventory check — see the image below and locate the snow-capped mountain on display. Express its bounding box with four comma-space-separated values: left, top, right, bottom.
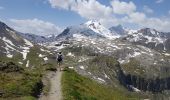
56, 20, 120, 41
56, 24, 104, 40
123, 28, 170, 52
0, 21, 34, 58
85, 20, 120, 39
47, 21, 170, 94
2, 19, 170, 97
0, 21, 55, 68
19, 33, 56, 43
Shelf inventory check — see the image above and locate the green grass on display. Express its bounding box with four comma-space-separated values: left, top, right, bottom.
0, 46, 57, 99
62, 69, 143, 100
0, 63, 43, 99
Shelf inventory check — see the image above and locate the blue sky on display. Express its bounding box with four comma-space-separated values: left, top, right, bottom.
0, 0, 170, 35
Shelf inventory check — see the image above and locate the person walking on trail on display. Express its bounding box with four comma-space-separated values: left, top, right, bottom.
56, 52, 63, 71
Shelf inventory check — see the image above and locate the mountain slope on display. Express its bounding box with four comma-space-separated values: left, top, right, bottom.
2, 20, 170, 99
45, 22, 170, 99
109, 25, 127, 36
0, 21, 34, 59
123, 28, 170, 52
56, 20, 121, 41
18, 33, 58, 44
0, 21, 59, 99
62, 69, 146, 100
0, 21, 56, 68
85, 20, 120, 39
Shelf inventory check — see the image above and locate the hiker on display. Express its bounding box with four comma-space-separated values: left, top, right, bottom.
56, 52, 63, 71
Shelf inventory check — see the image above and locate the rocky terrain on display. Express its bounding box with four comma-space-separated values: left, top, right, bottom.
1, 20, 170, 99
44, 20, 170, 98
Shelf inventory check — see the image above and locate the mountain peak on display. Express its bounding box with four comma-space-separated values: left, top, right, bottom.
137, 28, 163, 37
109, 24, 127, 36
85, 20, 101, 30
0, 21, 9, 30
84, 20, 120, 39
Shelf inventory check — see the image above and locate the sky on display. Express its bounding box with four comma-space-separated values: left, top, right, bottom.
0, 0, 170, 36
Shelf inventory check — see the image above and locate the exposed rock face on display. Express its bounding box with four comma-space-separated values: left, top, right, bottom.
117, 64, 170, 92
165, 39, 170, 51
0, 21, 25, 44
109, 25, 127, 36
123, 28, 170, 52
56, 26, 105, 41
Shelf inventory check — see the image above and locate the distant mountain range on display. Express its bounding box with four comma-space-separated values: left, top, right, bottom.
1, 20, 170, 96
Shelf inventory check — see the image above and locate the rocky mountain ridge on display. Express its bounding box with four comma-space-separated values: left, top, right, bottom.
1, 20, 170, 98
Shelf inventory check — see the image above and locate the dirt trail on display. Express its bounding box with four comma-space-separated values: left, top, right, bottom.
39, 70, 62, 100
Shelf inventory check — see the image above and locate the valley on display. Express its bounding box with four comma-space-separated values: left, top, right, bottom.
1, 20, 170, 100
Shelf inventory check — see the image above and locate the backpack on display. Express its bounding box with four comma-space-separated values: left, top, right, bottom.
57, 54, 63, 62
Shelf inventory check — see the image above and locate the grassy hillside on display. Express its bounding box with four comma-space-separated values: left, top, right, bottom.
62, 69, 143, 100
0, 46, 57, 100
0, 61, 42, 100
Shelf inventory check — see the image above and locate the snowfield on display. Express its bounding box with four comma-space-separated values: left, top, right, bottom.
24, 39, 34, 47
43, 57, 48, 61
2, 37, 15, 46
66, 52, 74, 57
26, 60, 29, 67
39, 54, 46, 58
20, 47, 30, 60
6, 53, 13, 58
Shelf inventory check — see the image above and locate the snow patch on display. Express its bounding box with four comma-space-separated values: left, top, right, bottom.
68, 66, 74, 69
21, 49, 29, 60
154, 62, 157, 65
88, 72, 92, 75
43, 57, 48, 61
24, 39, 33, 47
26, 60, 29, 67
79, 66, 85, 70
97, 78, 105, 83
4, 42, 17, 52
104, 73, 109, 79
2, 37, 15, 46
40, 48, 45, 51
118, 59, 125, 64
111, 45, 121, 49
129, 85, 140, 92
163, 53, 170, 56
39, 54, 45, 58
73, 34, 85, 41
66, 52, 74, 57
160, 59, 164, 61
129, 52, 141, 57
40, 48, 52, 54
126, 47, 131, 49
18, 62, 23, 65
6, 54, 13, 58
78, 57, 89, 62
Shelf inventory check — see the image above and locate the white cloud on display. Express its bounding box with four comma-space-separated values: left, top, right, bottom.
143, 6, 153, 14
48, 0, 170, 32
111, 0, 136, 15
156, 0, 164, 3
127, 12, 170, 32
129, 12, 146, 23
48, 0, 75, 10
49, 0, 112, 20
9, 18, 62, 36
72, 0, 112, 20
